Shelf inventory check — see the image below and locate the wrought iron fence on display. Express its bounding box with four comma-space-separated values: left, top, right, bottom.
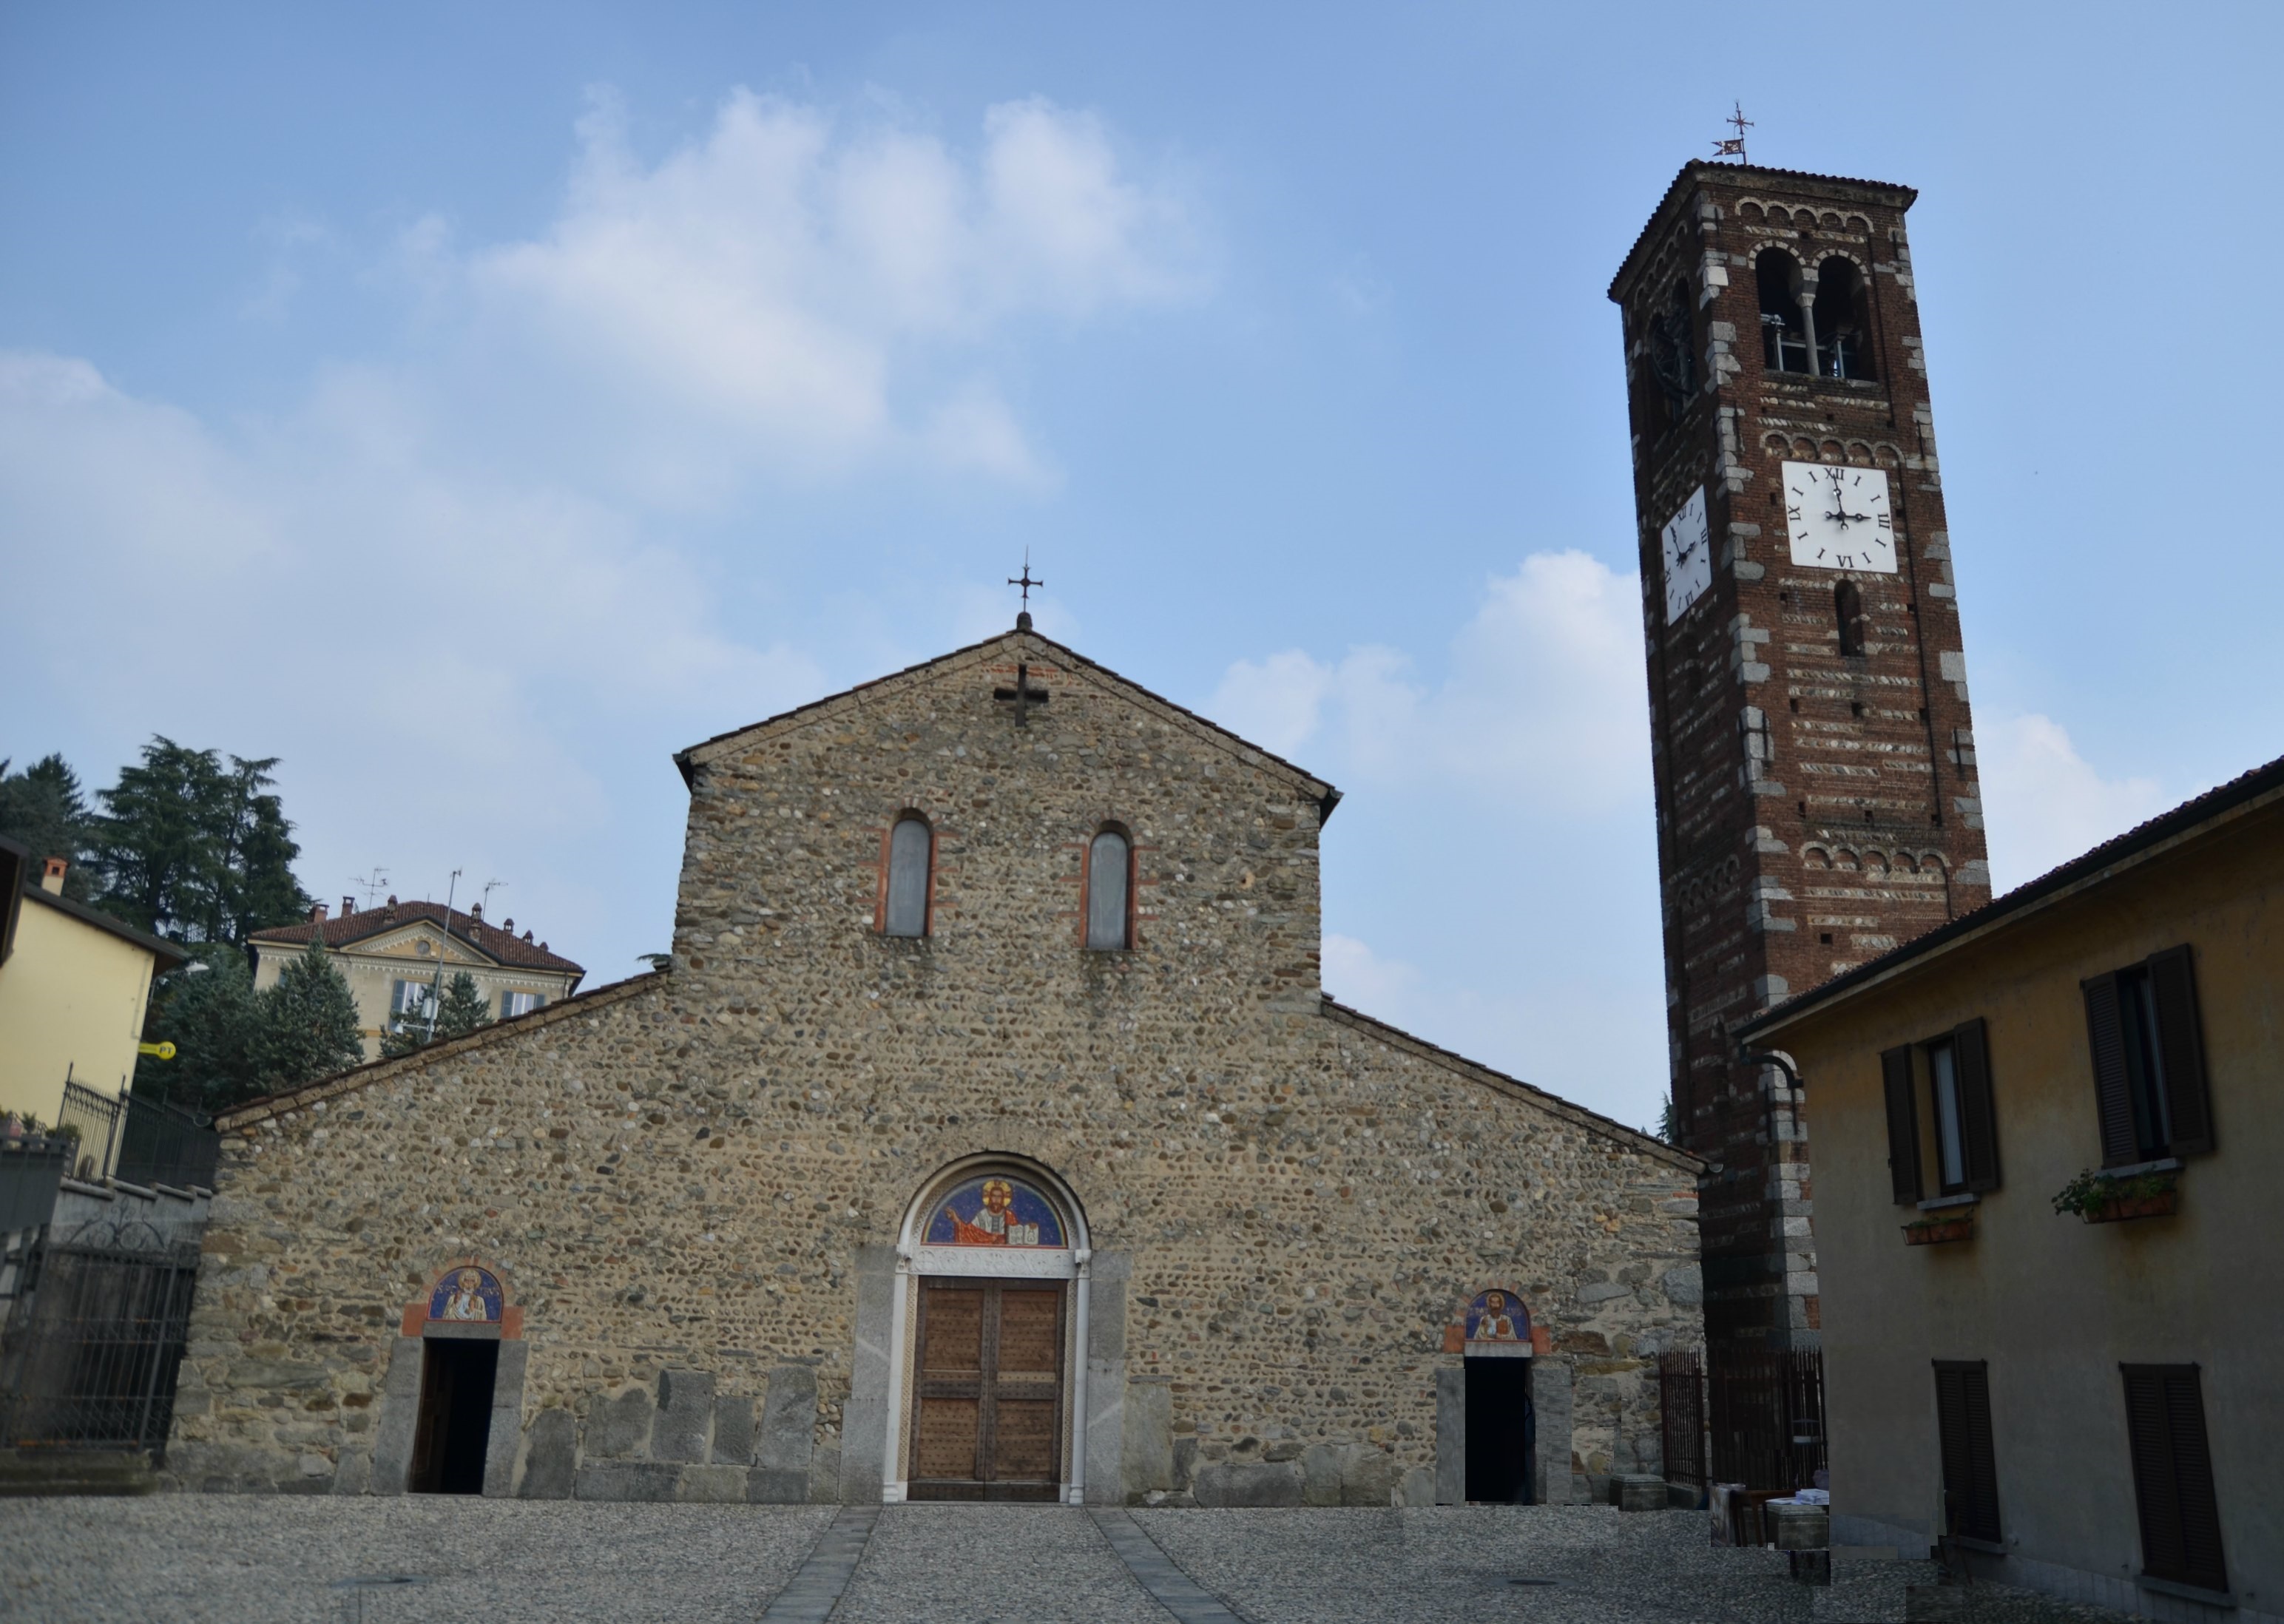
0, 1214, 202, 1454
1660, 1347, 1826, 1494
1658, 1350, 1708, 1491
53, 1080, 219, 1191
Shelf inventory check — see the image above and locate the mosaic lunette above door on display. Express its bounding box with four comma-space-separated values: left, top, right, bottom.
1465, 1288, 1530, 1344
429, 1265, 504, 1323
925, 1177, 1067, 1248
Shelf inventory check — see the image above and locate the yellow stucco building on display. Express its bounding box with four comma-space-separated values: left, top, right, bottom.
0, 841, 186, 1127
1738, 754, 2282, 1620
249, 897, 582, 1060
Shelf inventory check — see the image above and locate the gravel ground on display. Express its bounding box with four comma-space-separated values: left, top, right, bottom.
0, 1497, 831, 1624
0, 1498, 2149, 1624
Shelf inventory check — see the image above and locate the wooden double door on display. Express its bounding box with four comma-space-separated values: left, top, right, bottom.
908, 1277, 1066, 1500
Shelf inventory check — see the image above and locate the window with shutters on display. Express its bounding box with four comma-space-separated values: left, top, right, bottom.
882, 814, 933, 938
1933, 1361, 2001, 1546
2121, 1364, 2228, 1594
2081, 946, 2214, 1166
1882, 1019, 2000, 1205
391, 977, 436, 1032
1084, 827, 1132, 952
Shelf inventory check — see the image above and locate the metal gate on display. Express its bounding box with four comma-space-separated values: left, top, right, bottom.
0, 1216, 201, 1455
1659, 1347, 1825, 1494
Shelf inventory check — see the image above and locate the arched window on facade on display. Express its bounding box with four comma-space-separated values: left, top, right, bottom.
1815, 257, 1875, 380
1085, 828, 1132, 951
1835, 580, 1868, 657
1757, 249, 1811, 374
885, 814, 933, 938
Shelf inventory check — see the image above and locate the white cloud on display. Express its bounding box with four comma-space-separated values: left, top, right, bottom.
1977, 713, 2167, 890
1211, 549, 1649, 812
455, 88, 1199, 498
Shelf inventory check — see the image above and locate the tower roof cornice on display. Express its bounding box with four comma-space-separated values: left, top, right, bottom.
1608, 160, 1919, 305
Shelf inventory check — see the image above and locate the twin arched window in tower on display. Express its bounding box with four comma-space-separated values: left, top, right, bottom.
880, 813, 1135, 950
1757, 248, 1875, 382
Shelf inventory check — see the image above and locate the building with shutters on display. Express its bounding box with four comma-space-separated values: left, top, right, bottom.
165, 623, 1706, 1509
249, 899, 584, 1060
1735, 753, 2284, 1620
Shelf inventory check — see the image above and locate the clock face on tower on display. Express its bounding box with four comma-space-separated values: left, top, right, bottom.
1660, 485, 1712, 623
1783, 461, 1896, 572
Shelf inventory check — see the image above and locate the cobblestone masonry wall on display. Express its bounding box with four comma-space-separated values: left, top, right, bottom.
172, 632, 1703, 1503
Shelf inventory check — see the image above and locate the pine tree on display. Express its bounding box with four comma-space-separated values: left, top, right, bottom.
249, 938, 365, 1100
148, 947, 262, 1112
89, 737, 311, 942
379, 970, 492, 1058
0, 754, 95, 900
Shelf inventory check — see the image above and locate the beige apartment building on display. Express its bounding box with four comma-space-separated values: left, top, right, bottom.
1738, 754, 2282, 1622
249, 897, 583, 1060
0, 839, 184, 1129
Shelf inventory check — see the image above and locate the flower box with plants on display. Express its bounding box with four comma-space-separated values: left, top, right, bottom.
2051, 1166, 2178, 1224
1902, 1211, 1976, 1245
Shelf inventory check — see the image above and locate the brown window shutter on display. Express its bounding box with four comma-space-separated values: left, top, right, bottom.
2121, 1364, 2229, 1593
1933, 1361, 2001, 1543
2081, 973, 2140, 1168
1950, 1018, 2001, 1192
1882, 1045, 1921, 1205
2146, 947, 2214, 1154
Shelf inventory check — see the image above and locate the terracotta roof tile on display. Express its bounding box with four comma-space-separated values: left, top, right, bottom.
249, 900, 584, 975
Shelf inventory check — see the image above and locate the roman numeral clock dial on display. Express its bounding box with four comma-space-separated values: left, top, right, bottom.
1783, 461, 1896, 572
1660, 484, 1712, 622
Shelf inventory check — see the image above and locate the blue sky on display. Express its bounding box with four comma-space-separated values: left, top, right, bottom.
4, 2, 2279, 1129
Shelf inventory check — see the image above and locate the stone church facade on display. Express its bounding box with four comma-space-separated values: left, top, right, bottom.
169, 629, 1703, 1506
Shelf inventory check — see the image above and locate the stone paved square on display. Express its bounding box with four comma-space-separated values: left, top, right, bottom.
0, 1498, 2152, 1624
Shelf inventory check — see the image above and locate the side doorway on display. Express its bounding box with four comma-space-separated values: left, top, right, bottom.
908, 1278, 1064, 1501
1465, 1357, 1535, 1504
408, 1336, 499, 1494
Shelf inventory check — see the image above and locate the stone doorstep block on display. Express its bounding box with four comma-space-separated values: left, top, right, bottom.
757, 1364, 817, 1474
675, 1464, 748, 1504
574, 1461, 680, 1503
518, 1409, 577, 1500
652, 1369, 715, 1464
583, 1387, 655, 1460
747, 1466, 811, 1504
809, 1448, 840, 1504
1612, 1474, 1667, 1513
1768, 1500, 1829, 1552
1191, 1461, 1303, 1508
712, 1395, 754, 1466
1300, 1444, 1343, 1507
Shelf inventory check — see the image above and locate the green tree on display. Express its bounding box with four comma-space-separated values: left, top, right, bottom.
247, 938, 365, 1103
0, 754, 95, 900
379, 970, 492, 1058
89, 737, 311, 942
147, 947, 263, 1113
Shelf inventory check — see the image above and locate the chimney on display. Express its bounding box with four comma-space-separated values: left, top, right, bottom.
38, 857, 67, 895
469, 902, 483, 924
342, 895, 357, 918
311, 902, 329, 925
523, 930, 533, 943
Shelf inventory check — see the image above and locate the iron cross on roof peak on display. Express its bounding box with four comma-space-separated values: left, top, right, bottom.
1007, 552, 1044, 631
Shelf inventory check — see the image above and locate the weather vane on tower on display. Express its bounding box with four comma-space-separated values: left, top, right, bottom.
1007, 550, 1044, 632
1712, 102, 1753, 164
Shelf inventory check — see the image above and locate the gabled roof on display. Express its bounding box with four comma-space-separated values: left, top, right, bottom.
249, 899, 584, 976
1740, 749, 2284, 1041
13, 874, 188, 973
217, 969, 660, 1129
673, 624, 1344, 823
1322, 999, 1702, 1173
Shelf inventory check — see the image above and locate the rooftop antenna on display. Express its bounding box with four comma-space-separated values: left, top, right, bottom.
350, 867, 390, 910
424, 868, 462, 1043
1007, 550, 1044, 632
480, 878, 507, 921
1712, 102, 1753, 164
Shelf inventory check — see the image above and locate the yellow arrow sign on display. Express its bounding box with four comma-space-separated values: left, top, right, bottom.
137, 1041, 177, 1060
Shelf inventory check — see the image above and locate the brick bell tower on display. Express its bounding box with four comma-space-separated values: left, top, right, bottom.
1607, 162, 1992, 1350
